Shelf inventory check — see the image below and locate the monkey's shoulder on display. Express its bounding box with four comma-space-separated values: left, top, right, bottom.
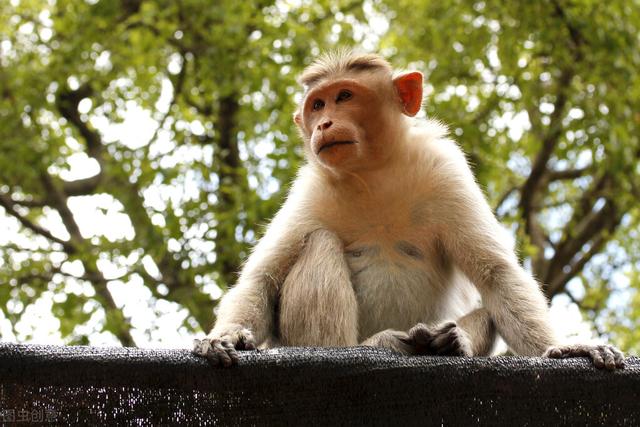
409, 129, 473, 181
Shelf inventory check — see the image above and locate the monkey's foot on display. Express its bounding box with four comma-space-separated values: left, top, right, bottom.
192, 326, 256, 367
408, 321, 473, 356
543, 344, 625, 370
361, 329, 415, 355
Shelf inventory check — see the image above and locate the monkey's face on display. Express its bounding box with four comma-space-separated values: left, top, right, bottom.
294, 70, 424, 174
295, 75, 401, 172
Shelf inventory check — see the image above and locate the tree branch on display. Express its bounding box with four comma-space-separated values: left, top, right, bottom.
142, 51, 187, 159
62, 175, 103, 197
519, 66, 574, 275
40, 173, 83, 243
550, 0, 586, 60
57, 84, 105, 195
494, 185, 519, 218
547, 166, 590, 181
548, 232, 608, 297
520, 67, 574, 213
57, 84, 103, 162
543, 193, 621, 298
0, 192, 73, 252
40, 171, 136, 346
8, 197, 48, 208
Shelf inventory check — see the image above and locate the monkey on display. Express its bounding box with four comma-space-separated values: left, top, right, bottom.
192, 51, 624, 370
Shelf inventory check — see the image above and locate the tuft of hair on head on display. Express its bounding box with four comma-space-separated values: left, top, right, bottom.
298, 49, 393, 90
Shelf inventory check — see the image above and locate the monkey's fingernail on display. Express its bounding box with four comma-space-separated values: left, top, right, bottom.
206, 353, 219, 367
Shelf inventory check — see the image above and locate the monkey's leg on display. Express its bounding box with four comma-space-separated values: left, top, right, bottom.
362, 309, 496, 357
406, 308, 496, 357
279, 229, 359, 346
457, 307, 497, 355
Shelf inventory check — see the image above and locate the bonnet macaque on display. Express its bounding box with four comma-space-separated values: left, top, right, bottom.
193, 51, 624, 370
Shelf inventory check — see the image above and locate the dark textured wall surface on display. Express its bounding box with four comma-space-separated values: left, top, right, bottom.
0, 343, 638, 426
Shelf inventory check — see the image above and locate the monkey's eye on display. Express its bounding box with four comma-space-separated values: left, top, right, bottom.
312, 99, 325, 111
336, 90, 352, 102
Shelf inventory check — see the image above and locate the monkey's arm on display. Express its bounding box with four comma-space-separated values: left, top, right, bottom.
437, 157, 623, 369
193, 200, 312, 366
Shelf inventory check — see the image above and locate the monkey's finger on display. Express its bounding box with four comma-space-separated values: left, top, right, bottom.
213, 341, 234, 367
244, 330, 257, 350
435, 322, 457, 334
192, 338, 211, 357
610, 346, 625, 368
431, 334, 451, 350
192, 338, 204, 356
600, 346, 617, 371
431, 327, 457, 346
204, 345, 221, 366
393, 332, 421, 355
407, 323, 425, 335
223, 341, 240, 364
408, 323, 433, 346
588, 347, 605, 369
573, 345, 592, 358
543, 346, 561, 358
446, 333, 470, 356
432, 333, 459, 355
559, 344, 588, 358
238, 330, 257, 350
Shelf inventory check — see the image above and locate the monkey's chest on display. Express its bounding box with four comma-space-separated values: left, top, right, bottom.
344, 242, 459, 341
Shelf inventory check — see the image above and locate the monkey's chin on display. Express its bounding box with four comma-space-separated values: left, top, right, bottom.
316, 142, 357, 168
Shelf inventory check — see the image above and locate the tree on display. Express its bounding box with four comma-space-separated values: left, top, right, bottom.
0, 0, 638, 352
384, 0, 640, 351
0, 0, 364, 344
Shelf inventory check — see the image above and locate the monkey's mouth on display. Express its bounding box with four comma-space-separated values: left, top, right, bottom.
317, 140, 356, 154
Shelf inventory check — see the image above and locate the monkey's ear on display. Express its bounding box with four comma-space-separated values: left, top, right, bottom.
393, 71, 423, 117
293, 111, 302, 125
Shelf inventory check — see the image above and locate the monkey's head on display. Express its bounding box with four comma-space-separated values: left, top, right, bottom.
294, 51, 423, 173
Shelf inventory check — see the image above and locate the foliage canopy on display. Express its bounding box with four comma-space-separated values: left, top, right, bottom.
0, 0, 638, 352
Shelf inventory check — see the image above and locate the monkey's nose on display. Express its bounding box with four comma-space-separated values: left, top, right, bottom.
318, 120, 332, 131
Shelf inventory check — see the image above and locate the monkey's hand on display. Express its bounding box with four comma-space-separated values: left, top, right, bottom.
192, 324, 256, 367
408, 321, 473, 357
543, 344, 625, 370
